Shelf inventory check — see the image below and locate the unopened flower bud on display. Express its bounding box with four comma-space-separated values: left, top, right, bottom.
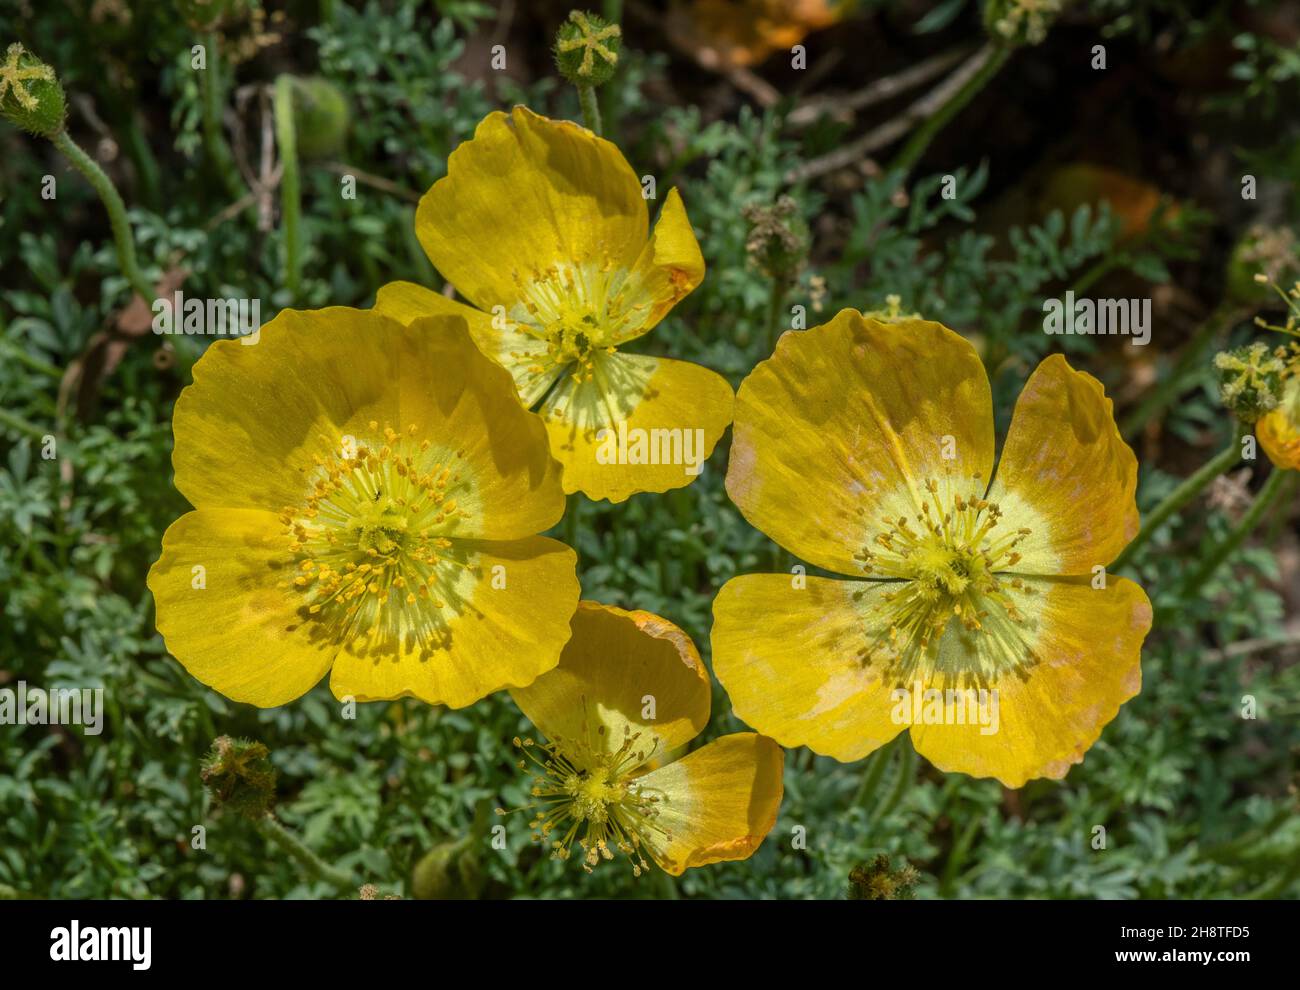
554, 10, 623, 87
0, 43, 66, 137
1214, 343, 1287, 423
847, 854, 921, 900
200, 735, 277, 819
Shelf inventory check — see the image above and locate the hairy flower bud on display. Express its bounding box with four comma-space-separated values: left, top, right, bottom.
0, 43, 66, 138
1214, 343, 1287, 424
554, 10, 623, 87
200, 735, 277, 819
848, 854, 921, 900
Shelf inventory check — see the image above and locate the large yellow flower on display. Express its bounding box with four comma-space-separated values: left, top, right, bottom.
372, 106, 733, 503
147, 308, 580, 709
505, 601, 784, 876
712, 311, 1153, 788
1258, 376, 1300, 471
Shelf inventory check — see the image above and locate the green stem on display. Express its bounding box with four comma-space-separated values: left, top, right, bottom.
888, 44, 1012, 176
872, 738, 916, 822
50, 129, 153, 301
1119, 305, 1243, 439
1181, 467, 1291, 598
577, 83, 602, 136
1112, 423, 1245, 570
765, 277, 789, 355
563, 492, 584, 554
255, 814, 355, 892
200, 33, 245, 201
273, 76, 303, 299
852, 737, 894, 809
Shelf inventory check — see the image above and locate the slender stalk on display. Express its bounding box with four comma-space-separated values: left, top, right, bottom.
50, 129, 153, 301
255, 814, 355, 892
1112, 424, 1245, 570
1119, 304, 1244, 438
765, 277, 789, 355
200, 32, 245, 201
852, 737, 895, 809
1181, 467, 1291, 597
888, 44, 1011, 176
872, 738, 915, 822
577, 83, 602, 136
273, 76, 302, 299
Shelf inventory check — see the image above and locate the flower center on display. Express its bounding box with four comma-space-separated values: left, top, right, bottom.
512, 262, 648, 383
278, 422, 477, 651
853, 477, 1039, 690
498, 717, 669, 876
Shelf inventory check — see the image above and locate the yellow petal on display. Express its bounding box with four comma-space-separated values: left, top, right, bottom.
613, 187, 705, 343
635, 733, 784, 876
1258, 380, 1300, 471
510, 601, 711, 759
373, 280, 564, 407
328, 536, 579, 708
540, 351, 734, 502
711, 574, 908, 762
727, 311, 995, 576
414, 106, 647, 312
174, 306, 566, 540
909, 575, 1151, 788
147, 509, 337, 707
986, 354, 1139, 573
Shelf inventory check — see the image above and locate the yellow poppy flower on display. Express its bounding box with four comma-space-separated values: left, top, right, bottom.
504, 601, 784, 876
372, 106, 733, 503
1258, 377, 1300, 471
712, 311, 1153, 788
147, 308, 580, 710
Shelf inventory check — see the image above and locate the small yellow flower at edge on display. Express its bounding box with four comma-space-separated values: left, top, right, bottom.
500, 601, 784, 876
1258, 375, 1300, 471
147, 308, 580, 709
373, 106, 733, 504
712, 311, 1153, 789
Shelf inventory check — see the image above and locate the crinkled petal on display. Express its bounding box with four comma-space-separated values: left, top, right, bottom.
147, 509, 337, 707
635, 733, 784, 875
540, 351, 733, 502
414, 106, 647, 313
909, 574, 1150, 788
987, 354, 1139, 574
328, 536, 579, 708
727, 311, 995, 576
510, 601, 711, 760
711, 574, 908, 762
373, 280, 564, 407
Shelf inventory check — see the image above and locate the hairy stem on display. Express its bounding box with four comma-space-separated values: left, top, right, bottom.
200, 32, 245, 201
255, 814, 355, 892
1113, 423, 1246, 570
1180, 467, 1290, 598
50, 129, 153, 301
577, 83, 602, 136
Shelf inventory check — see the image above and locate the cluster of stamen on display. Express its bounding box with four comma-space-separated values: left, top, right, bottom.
853, 475, 1039, 690
497, 708, 669, 877
510, 262, 649, 385
278, 422, 474, 650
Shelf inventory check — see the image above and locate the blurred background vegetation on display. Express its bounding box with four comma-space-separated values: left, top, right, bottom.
1, 0, 1298, 899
